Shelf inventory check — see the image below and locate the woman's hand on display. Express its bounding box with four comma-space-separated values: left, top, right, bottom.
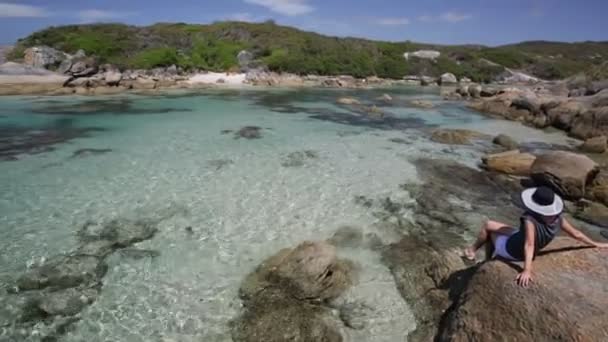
516, 270, 533, 287
595, 242, 608, 248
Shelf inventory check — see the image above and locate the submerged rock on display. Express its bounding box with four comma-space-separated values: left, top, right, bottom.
17, 255, 107, 291
430, 129, 486, 145
233, 241, 357, 341
70, 148, 112, 158
438, 238, 608, 341
78, 219, 158, 248
281, 150, 319, 167
38, 288, 98, 317
530, 151, 598, 200
235, 126, 263, 139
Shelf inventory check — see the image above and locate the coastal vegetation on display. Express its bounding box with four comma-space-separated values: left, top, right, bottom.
7, 21, 608, 82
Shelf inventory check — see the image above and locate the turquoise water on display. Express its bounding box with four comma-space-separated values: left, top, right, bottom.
0, 88, 574, 341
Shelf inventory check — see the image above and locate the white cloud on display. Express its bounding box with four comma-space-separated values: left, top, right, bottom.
417, 12, 472, 23
0, 2, 50, 17
376, 17, 410, 26
78, 9, 133, 22
439, 12, 472, 23
244, 0, 314, 16
417, 15, 433, 23
228, 12, 257, 22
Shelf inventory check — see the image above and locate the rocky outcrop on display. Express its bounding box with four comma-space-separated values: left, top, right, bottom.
530, 151, 598, 200
232, 241, 356, 342
430, 129, 486, 145
438, 238, 608, 342
403, 50, 441, 61
482, 150, 536, 176
24, 46, 67, 69
467, 86, 608, 139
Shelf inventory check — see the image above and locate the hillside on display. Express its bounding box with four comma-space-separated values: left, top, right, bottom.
7, 22, 608, 82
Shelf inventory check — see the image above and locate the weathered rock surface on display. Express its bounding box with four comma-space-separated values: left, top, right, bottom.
587, 169, 608, 207
530, 151, 598, 200
232, 241, 356, 342
438, 238, 608, 342
482, 150, 536, 176
580, 135, 607, 153
430, 129, 485, 145
24, 46, 67, 69
234, 126, 263, 139
492, 134, 519, 150
17, 255, 106, 291
403, 50, 441, 61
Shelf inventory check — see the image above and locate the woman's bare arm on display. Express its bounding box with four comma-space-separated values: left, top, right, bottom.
562, 218, 608, 248
516, 220, 535, 287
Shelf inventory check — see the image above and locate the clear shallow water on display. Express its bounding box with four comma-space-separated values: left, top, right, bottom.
0, 87, 574, 341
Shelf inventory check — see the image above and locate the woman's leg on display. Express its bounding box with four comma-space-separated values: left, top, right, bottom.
464, 220, 513, 260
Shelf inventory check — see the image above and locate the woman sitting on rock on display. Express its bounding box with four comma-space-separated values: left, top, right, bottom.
464, 186, 608, 287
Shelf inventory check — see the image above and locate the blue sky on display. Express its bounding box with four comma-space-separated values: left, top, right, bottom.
1, 0, 607, 46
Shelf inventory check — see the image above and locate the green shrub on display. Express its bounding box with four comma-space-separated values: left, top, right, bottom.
132, 48, 179, 69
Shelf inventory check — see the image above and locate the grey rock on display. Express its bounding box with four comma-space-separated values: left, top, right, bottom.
238, 50, 254, 69
493, 134, 519, 150
78, 219, 158, 248
17, 255, 107, 290
404, 50, 441, 61
104, 70, 123, 86
234, 126, 263, 139
57, 59, 73, 74
281, 150, 318, 167
38, 288, 98, 316
23, 46, 67, 69
439, 73, 458, 85
74, 49, 86, 59
166, 64, 178, 75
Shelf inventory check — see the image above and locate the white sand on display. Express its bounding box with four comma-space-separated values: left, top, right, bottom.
186, 72, 246, 85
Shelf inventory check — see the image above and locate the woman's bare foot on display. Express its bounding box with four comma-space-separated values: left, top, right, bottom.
462, 247, 476, 261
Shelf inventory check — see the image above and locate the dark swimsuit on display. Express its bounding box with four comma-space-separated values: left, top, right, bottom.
505, 212, 562, 261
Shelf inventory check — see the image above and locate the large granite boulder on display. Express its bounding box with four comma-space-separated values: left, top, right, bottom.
23, 46, 67, 69
233, 241, 356, 342
530, 151, 598, 200
438, 238, 608, 341
482, 150, 536, 176
439, 73, 458, 85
